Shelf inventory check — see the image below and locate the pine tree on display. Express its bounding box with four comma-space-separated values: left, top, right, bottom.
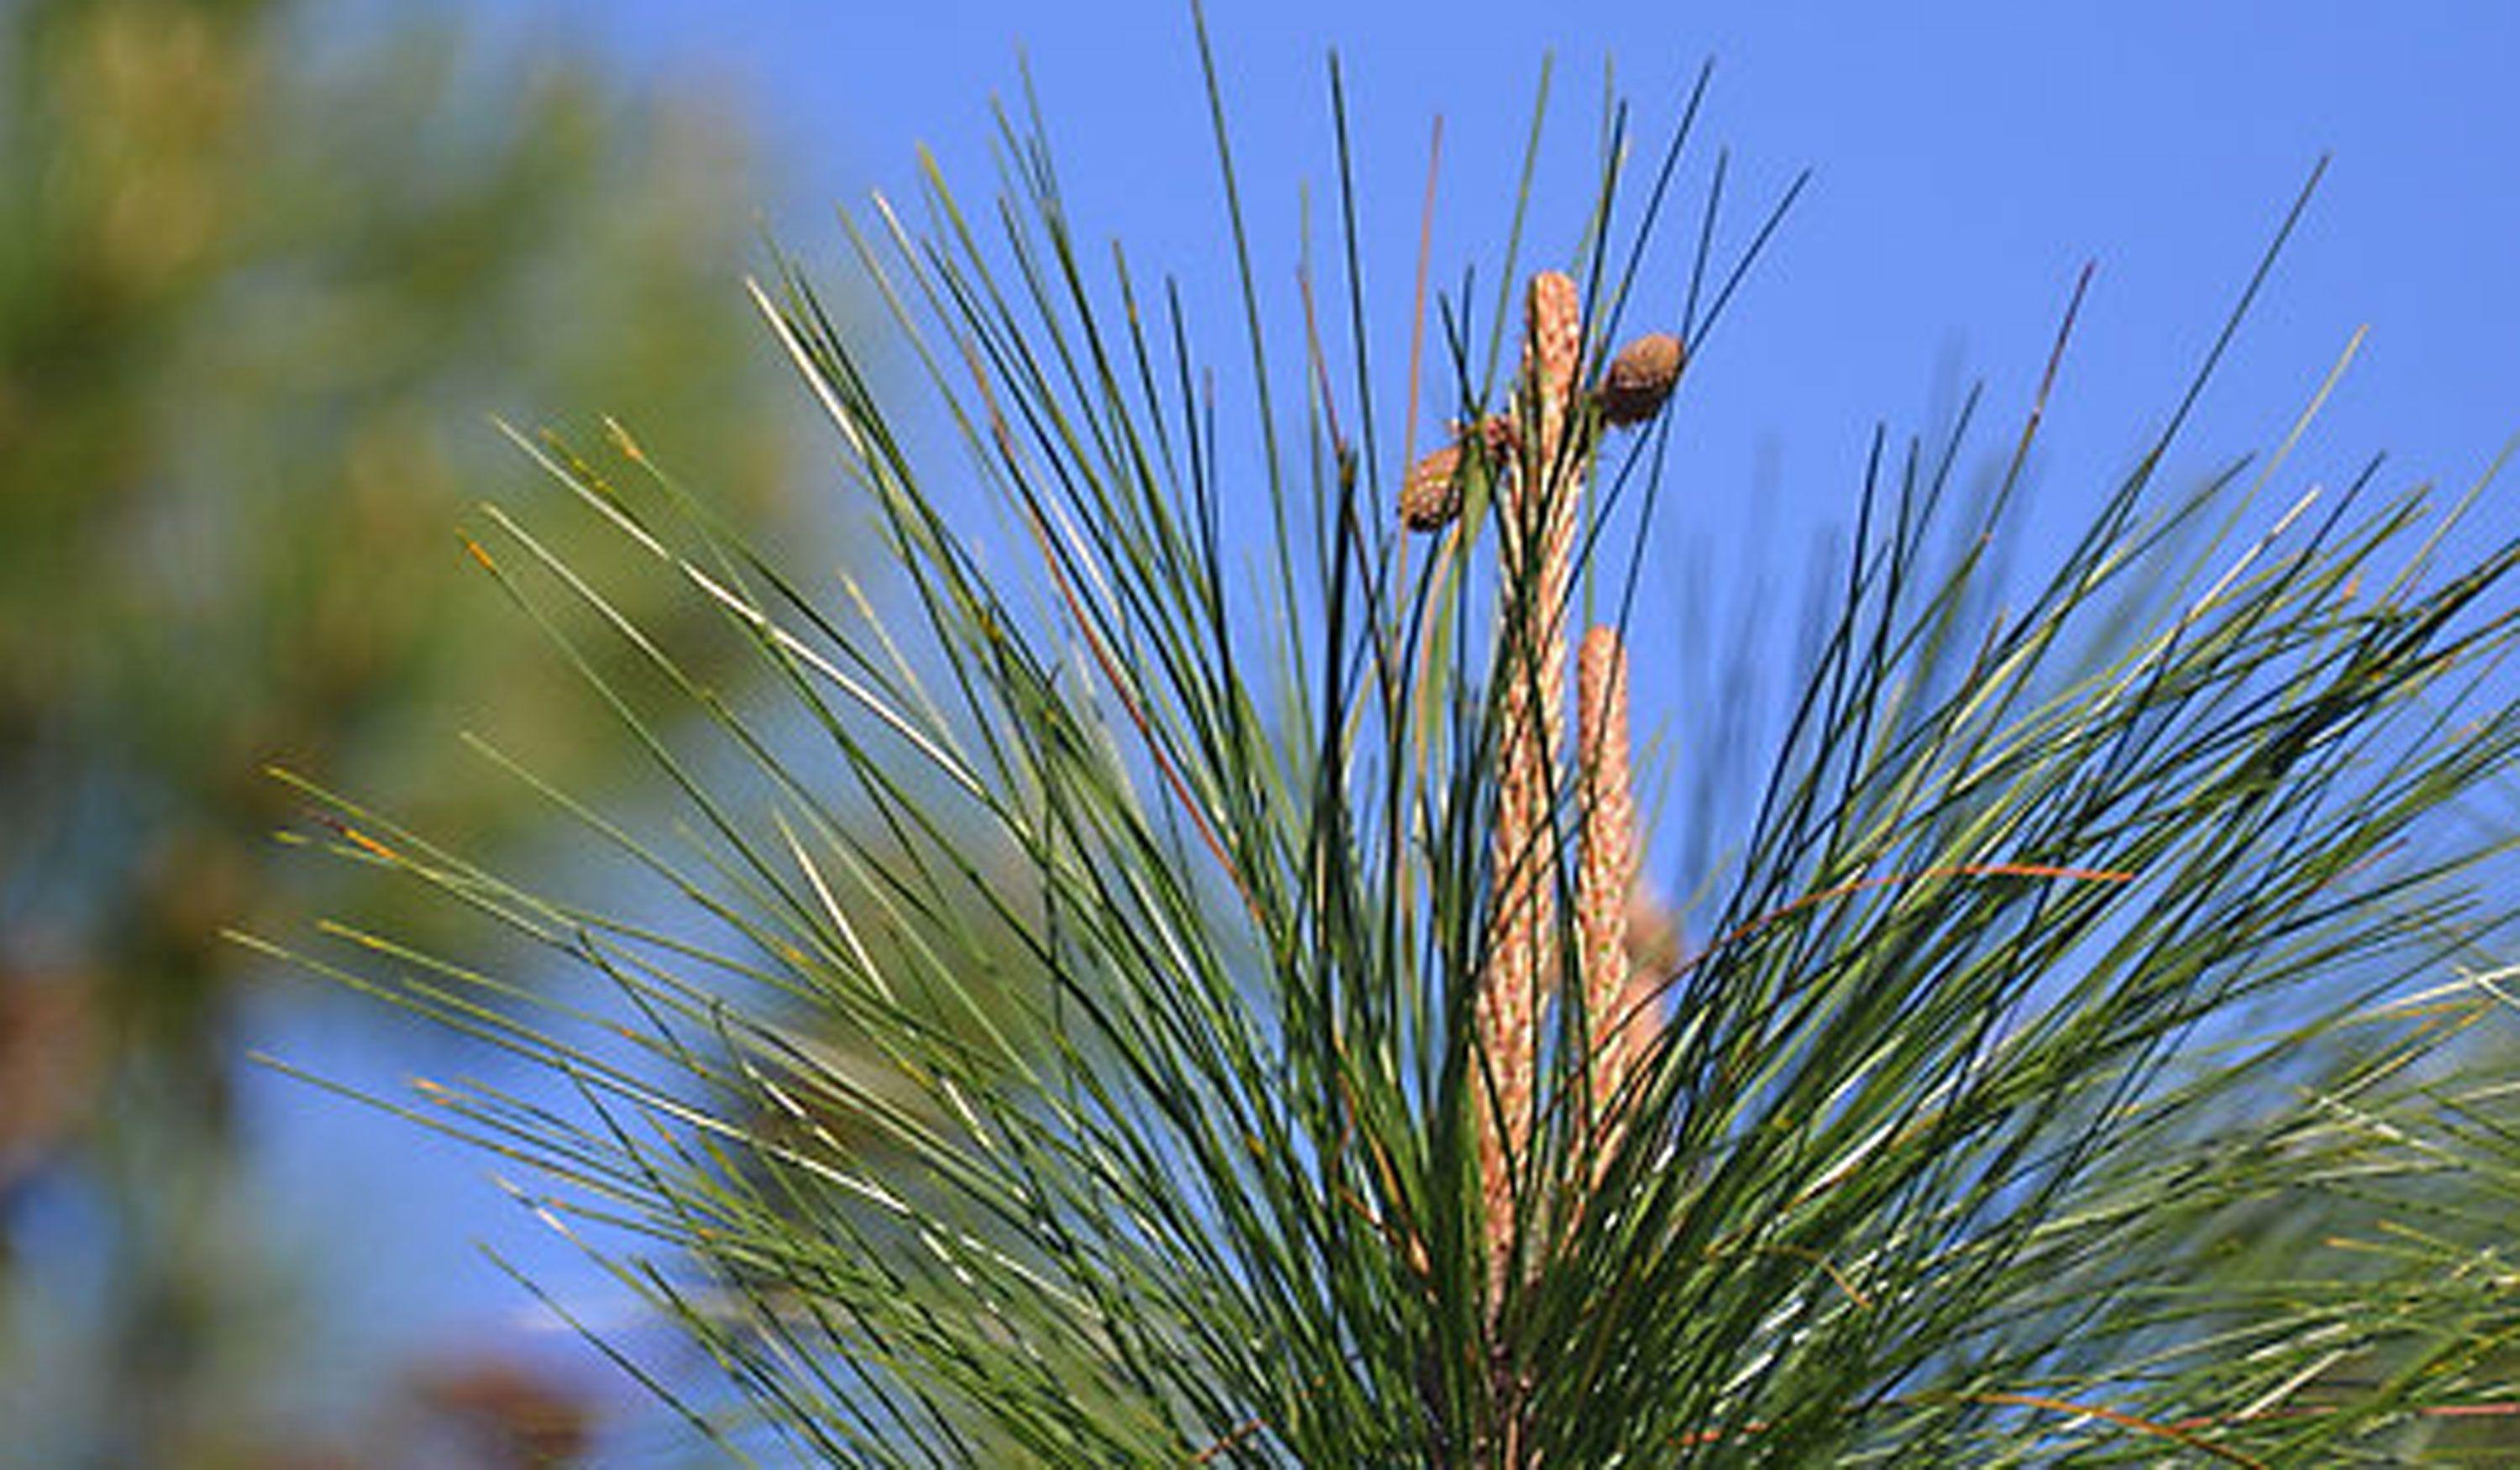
281, 34, 2520, 1467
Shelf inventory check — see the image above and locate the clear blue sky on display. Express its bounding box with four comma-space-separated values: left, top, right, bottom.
265, 0, 2520, 1448
550, 0, 2520, 508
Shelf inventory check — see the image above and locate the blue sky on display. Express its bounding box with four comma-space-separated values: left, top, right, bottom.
550, 0, 2520, 501
265, 0, 2520, 1446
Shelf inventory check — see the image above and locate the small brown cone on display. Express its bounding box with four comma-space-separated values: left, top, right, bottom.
1599, 331, 1684, 428
1400, 417, 1518, 532
1399, 443, 1466, 530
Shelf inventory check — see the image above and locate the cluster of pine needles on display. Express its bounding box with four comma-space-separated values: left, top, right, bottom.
259, 34, 2520, 1469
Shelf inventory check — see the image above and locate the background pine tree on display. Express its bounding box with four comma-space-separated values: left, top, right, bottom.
0, 2, 799, 1462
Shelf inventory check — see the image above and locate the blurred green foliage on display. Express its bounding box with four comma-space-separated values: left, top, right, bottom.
0, 0, 795, 1461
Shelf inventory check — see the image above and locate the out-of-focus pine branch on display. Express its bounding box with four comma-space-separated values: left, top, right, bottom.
0, 1, 800, 1462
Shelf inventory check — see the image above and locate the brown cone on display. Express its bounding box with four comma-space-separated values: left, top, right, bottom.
1599, 331, 1684, 427
1399, 442, 1466, 530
